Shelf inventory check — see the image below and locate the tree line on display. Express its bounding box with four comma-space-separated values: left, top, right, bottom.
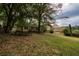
0, 3, 62, 34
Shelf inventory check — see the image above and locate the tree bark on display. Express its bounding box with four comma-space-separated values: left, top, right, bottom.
38, 13, 41, 33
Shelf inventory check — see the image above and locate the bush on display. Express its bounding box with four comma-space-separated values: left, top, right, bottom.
63, 28, 71, 36
72, 33, 79, 37
72, 30, 79, 34
49, 29, 54, 33
72, 30, 79, 37
40, 25, 47, 33
63, 28, 79, 37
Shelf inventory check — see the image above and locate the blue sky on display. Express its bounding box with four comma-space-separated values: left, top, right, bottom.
56, 3, 79, 27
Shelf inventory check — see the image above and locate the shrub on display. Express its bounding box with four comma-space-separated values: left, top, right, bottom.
63, 28, 71, 36
72, 30, 79, 34
49, 29, 54, 33
72, 30, 79, 37
63, 24, 72, 36
63, 28, 79, 37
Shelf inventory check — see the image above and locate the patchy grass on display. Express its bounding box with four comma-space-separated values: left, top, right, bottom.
0, 33, 79, 56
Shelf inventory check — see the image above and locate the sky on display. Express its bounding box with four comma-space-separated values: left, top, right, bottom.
55, 3, 79, 27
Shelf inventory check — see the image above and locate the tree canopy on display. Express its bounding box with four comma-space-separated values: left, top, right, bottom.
0, 3, 62, 33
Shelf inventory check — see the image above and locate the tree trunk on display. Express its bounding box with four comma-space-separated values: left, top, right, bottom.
3, 4, 14, 33
38, 13, 41, 33
4, 16, 12, 33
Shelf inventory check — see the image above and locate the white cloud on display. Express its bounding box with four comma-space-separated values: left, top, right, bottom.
56, 15, 79, 26
56, 3, 79, 26
56, 3, 79, 18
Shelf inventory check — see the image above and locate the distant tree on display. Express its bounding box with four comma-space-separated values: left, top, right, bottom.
69, 24, 72, 36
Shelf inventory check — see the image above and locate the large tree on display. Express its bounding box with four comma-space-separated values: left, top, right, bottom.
32, 3, 62, 33
1, 4, 27, 33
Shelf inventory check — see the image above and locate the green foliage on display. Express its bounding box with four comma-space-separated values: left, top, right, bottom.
0, 3, 61, 33
72, 30, 79, 34
69, 24, 72, 35
63, 25, 79, 37
63, 28, 71, 36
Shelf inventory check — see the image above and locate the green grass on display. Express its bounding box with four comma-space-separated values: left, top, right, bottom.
40, 34, 79, 55
0, 33, 79, 56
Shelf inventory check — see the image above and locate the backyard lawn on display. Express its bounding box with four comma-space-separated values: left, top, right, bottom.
0, 33, 79, 56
